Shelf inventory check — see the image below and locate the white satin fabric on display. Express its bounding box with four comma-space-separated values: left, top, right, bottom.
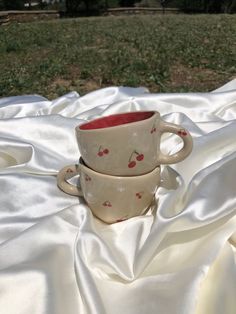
0, 81, 236, 314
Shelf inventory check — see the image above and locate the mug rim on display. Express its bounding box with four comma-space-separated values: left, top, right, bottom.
76, 111, 159, 132
79, 157, 160, 180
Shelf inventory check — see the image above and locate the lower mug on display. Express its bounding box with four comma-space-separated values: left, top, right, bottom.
57, 158, 160, 224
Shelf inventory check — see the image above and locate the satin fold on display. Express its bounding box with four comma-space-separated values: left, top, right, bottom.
0, 80, 236, 314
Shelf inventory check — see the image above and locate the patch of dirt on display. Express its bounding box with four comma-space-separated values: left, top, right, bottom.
49, 76, 102, 96
65, 64, 102, 94
81, 80, 101, 92
66, 65, 81, 79
168, 63, 228, 92
51, 78, 71, 88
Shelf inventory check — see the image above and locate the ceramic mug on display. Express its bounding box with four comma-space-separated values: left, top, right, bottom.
57, 158, 160, 224
76, 111, 193, 176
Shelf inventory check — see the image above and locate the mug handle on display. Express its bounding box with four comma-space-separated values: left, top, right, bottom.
157, 120, 193, 164
57, 164, 83, 196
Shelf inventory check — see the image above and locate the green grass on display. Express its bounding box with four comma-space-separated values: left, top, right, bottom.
0, 14, 235, 99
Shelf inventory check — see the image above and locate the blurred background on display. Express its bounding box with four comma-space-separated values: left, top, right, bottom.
0, 0, 235, 99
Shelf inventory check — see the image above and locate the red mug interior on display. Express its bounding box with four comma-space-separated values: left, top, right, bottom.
79, 111, 154, 130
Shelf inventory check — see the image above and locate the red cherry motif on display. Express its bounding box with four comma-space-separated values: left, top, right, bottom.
178, 129, 188, 136
136, 154, 144, 161
116, 218, 127, 223
151, 124, 157, 134
85, 174, 91, 182
136, 192, 144, 199
97, 146, 109, 157
116, 216, 128, 223
103, 201, 112, 207
128, 160, 136, 168
128, 151, 144, 168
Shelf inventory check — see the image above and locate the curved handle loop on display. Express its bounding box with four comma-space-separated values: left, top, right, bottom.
157, 120, 193, 164
57, 164, 83, 196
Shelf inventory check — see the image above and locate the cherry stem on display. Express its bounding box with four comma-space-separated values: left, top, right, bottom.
128, 151, 135, 162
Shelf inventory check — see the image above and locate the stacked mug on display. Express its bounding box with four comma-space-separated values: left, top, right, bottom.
57, 111, 193, 224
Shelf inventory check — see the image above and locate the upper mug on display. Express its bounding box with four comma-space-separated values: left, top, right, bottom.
76, 111, 193, 176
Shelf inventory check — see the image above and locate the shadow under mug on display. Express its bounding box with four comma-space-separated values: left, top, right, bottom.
76, 111, 193, 176
57, 158, 160, 224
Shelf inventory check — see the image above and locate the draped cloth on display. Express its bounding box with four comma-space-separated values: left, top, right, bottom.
0, 80, 236, 314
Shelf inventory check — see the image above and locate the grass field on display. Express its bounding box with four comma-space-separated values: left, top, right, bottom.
0, 14, 235, 99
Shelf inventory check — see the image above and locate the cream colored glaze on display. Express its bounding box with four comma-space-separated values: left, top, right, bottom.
76, 111, 193, 176
57, 159, 160, 224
